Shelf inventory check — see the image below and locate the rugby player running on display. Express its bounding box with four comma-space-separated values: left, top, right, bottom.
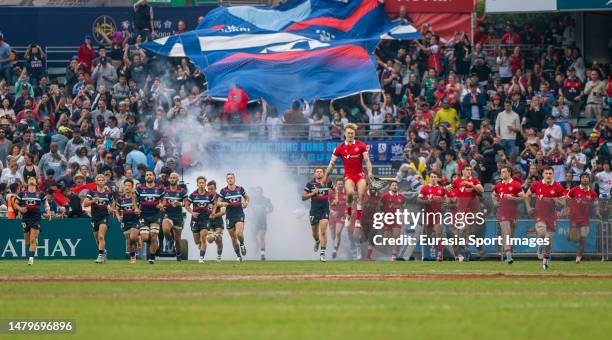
206, 180, 225, 261
185, 176, 214, 263
14, 176, 51, 265
218, 173, 249, 261
524, 166, 565, 270
565, 173, 599, 264
491, 167, 524, 264
161, 172, 188, 261
418, 171, 446, 262
83, 174, 114, 264
323, 123, 373, 241
303, 168, 337, 262
114, 179, 141, 263
136, 170, 166, 264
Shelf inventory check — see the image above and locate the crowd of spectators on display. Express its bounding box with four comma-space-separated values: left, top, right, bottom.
0, 8, 611, 219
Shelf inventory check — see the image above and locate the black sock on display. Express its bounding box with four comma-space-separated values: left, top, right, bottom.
235, 247, 240, 256
320, 246, 326, 255
98, 250, 104, 255
200, 250, 206, 257
130, 252, 135, 257
239, 240, 244, 246
315, 237, 320, 243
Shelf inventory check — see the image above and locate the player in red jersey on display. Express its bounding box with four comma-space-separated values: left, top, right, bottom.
418, 172, 446, 261
379, 181, 406, 261
444, 175, 462, 260
491, 167, 525, 264
450, 165, 484, 260
565, 173, 599, 264
525, 166, 566, 270
329, 178, 346, 259
323, 123, 373, 240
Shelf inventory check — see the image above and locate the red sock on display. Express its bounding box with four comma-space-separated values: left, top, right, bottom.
437, 240, 443, 255
356, 210, 362, 221
347, 207, 352, 217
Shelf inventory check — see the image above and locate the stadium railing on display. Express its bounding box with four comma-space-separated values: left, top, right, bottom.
203, 122, 408, 141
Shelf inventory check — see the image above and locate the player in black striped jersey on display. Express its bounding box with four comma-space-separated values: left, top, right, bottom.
161, 172, 188, 261
14, 176, 51, 265
114, 179, 141, 263
205, 180, 225, 262
218, 173, 250, 261
84, 174, 115, 264
185, 176, 216, 262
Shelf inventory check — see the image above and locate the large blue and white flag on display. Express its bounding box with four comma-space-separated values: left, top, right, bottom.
142, 0, 420, 110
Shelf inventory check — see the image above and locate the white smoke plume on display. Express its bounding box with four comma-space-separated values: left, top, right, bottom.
170, 115, 319, 261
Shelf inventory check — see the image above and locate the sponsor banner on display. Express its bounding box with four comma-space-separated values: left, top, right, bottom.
0, 218, 126, 259
383, 0, 476, 14
557, 0, 612, 10
476, 219, 597, 254
132, 0, 187, 6
0, 0, 132, 6
419, 220, 598, 259
408, 13, 472, 41
384, 0, 475, 40
485, 0, 557, 13
208, 141, 407, 165
0, 6, 215, 47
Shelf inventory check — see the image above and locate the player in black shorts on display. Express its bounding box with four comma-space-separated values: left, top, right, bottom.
218, 173, 250, 261
302, 168, 337, 262
161, 172, 188, 261
14, 176, 51, 266
185, 176, 216, 263
84, 174, 114, 264
114, 179, 141, 264
205, 180, 225, 261
250, 187, 273, 260
136, 170, 166, 264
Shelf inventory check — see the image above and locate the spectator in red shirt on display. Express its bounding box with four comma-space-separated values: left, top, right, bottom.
501, 25, 521, 45
220, 85, 250, 123
77, 35, 96, 75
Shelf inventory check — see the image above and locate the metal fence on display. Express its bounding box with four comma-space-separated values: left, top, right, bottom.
201, 122, 408, 141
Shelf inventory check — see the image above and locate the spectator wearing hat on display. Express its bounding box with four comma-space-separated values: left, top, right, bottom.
77, 35, 96, 75
13, 84, 34, 115
51, 126, 71, 154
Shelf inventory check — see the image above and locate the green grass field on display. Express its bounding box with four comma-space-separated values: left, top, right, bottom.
2, 260, 612, 339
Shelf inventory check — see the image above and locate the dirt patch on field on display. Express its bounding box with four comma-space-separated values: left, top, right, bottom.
2, 273, 612, 282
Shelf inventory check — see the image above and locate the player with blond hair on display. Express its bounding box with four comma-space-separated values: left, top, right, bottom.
323, 123, 373, 242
